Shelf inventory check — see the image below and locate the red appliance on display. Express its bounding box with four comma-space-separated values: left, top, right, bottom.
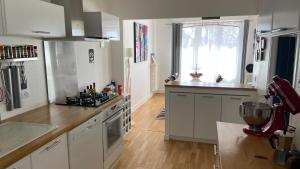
244, 76, 300, 137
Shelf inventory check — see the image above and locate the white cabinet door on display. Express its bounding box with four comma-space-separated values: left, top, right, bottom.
272, 0, 300, 30
169, 92, 194, 138
1, 0, 65, 37
102, 12, 120, 41
68, 114, 103, 169
257, 0, 273, 32
6, 156, 31, 169
194, 94, 221, 141
31, 134, 69, 169
221, 96, 252, 124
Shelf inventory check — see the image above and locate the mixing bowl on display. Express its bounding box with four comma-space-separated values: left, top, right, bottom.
240, 101, 273, 131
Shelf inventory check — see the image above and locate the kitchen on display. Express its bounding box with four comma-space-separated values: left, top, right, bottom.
0, 0, 300, 169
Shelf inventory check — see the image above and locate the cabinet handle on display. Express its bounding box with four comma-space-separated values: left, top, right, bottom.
213, 164, 219, 169
202, 96, 214, 99
32, 30, 51, 34
176, 94, 187, 97
213, 145, 218, 155
43, 139, 61, 152
230, 97, 242, 100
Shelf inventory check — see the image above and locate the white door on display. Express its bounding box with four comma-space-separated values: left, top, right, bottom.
194, 94, 221, 141
2, 0, 65, 37
6, 156, 31, 169
31, 134, 69, 169
221, 96, 252, 124
169, 92, 194, 138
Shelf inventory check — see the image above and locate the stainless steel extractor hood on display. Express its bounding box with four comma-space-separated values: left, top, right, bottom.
51, 0, 120, 40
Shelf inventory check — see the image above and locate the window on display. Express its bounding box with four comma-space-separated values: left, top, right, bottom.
180, 22, 244, 83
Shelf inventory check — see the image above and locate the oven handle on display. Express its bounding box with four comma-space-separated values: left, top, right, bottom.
104, 111, 122, 126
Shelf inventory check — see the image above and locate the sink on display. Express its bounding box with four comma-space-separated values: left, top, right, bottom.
0, 122, 57, 158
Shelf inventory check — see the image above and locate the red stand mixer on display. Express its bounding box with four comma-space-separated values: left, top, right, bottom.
241, 76, 300, 137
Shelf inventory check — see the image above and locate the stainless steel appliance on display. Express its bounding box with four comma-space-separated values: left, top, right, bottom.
240, 76, 300, 137
239, 101, 273, 132
102, 100, 124, 169
269, 130, 295, 165
51, 0, 120, 40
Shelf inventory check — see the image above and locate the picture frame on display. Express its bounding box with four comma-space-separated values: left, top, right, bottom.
134, 22, 148, 63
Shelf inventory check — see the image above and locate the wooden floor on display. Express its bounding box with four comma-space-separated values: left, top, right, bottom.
115, 94, 214, 169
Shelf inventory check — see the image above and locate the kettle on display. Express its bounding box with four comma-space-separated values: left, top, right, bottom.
269, 130, 295, 165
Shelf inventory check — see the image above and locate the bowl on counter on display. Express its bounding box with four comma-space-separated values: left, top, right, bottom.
239, 101, 273, 131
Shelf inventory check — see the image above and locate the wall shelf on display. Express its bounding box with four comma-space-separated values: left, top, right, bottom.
0, 57, 38, 63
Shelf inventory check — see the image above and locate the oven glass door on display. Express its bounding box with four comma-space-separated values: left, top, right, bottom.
103, 110, 123, 156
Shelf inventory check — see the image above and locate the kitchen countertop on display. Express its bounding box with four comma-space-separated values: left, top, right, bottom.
0, 96, 123, 168
217, 122, 285, 169
165, 81, 257, 91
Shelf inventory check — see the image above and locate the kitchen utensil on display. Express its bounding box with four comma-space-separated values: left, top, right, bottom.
239, 101, 272, 131
292, 122, 300, 151
240, 76, 300, 137
268, 130, 294, 165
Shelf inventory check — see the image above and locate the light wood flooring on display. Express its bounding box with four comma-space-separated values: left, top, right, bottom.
115, 94, 214, 169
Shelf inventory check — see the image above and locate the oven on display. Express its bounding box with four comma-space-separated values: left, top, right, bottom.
102, 100, 124, 169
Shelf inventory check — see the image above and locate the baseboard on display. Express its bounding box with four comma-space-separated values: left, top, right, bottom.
131, 93, 153, 112
153, 89, 165, 94
168, 135, 217, 144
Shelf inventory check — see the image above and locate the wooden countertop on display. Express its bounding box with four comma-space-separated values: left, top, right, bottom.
0, 96, 123, 168
165, 81, 257, 91
217, 122, 285, 169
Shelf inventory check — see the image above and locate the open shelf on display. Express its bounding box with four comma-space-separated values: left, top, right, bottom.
0, 57, 38, 63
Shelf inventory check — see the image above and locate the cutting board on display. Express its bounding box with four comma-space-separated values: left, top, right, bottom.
293, 121, 300, 151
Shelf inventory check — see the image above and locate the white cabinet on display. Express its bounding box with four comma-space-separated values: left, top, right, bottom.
221, 96, 252, 124
31, 134, 69, 169
167, 89, 256, 143
257, 0, 273, 32
272, 0, 300, 31
0, 0, 66, 37
6, 156, 31, 169
169, 92, 194, 138
68, 113, 103, 169
194, 94, 221, 141
83, 12, 120, 40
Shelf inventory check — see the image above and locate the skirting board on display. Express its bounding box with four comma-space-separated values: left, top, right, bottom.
153, 89, 165, 94
131, 93, 154, 113
165, 135, 217, 145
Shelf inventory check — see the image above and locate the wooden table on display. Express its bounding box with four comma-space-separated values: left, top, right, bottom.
217, 122, 286, 169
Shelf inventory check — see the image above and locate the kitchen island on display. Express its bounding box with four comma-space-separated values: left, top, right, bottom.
165, 81, 257, 143
0, 96, 123, 168
216, 122, 285, 169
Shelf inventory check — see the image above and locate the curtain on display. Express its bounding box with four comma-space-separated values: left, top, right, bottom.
180, 22, 244, 83
240, 20, 250, 83
171, 23, 183, 75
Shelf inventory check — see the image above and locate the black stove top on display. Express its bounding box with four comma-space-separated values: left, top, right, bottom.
62, 93, 117, 107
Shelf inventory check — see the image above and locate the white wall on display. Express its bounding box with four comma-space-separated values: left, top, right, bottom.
0, 36, 48, 120
154, 19, 172, 92
75, 42, 112, 92
123, 20, 155, 111
107, 0, 258, 20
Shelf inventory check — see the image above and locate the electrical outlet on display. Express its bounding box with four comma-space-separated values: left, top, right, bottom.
21, 90, 30, 99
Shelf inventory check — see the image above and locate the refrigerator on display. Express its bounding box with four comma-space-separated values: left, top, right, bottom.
44, 40, 111, 104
